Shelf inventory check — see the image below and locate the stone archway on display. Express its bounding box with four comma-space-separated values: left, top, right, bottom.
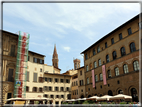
81, 95, 84, 98
108, 90, 113, 96
131, 88, 139, 102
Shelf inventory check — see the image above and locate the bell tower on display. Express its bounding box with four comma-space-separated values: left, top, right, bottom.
73, 58, 80, 70
52, 44, 59, 68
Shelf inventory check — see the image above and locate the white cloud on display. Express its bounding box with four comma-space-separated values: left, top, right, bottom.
63, 46, 71, 52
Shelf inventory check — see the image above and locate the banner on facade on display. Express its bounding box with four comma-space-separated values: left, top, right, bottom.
102, 65, 107, 85
92, 69, 95, 88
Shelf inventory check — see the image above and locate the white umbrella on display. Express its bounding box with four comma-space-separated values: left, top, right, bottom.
87, 96, 100, 100
96, 95, 113, 101
65, 99, 77, 102
76, 98, 87, 101
6, 97, 27, 101
109, 94, 132, 100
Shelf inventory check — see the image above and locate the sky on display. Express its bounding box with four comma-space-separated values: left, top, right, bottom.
3, 2, 140, 74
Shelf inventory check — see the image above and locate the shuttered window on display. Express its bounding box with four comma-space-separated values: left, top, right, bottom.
10, 45, 15, 57
8, 69, 13, 82
27, 72, 29, 81
33, 73, 37, 82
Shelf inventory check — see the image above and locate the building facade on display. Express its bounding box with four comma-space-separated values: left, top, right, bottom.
81, 14, 141, 102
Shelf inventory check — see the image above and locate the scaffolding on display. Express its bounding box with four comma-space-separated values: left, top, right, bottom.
14, 31, 30, 98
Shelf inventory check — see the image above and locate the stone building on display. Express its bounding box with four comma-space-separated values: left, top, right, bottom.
2, 30, 18, 104
81, 14, 141, 102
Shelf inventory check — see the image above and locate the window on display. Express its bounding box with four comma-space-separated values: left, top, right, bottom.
45, 77, 47, 82
111, 38, 114, 44
49, 87, 52, 91
128, 28, 132, 35
93, 49, 96, 55
40, 68, 42, 72
76, 81, 78, 85
97, 46, 100, 53
80, 70, 82, 75
123, 64, 129, 73
88, 88, 90, 91
55, 78, 58, 82
39, 87, 43, 92
27, 72, 29, 81
81, 90, 83, 92
74, 82, 75, 86
61, 95, 64, 98
133, 61, 139, 71
66, 79, 70, 83
55, 87, 58, 91
40, 59, 43, 64
33, 87, 37, 92
50, 95, 54, 98
98, 59, 101, 66
139, 22, 142, 29
60, 79, 64, 83
121, 47, 126, 56
80, 80, 83, 86
44, 86, 47, 91
130, 42, 136, 53
119, 33, 123, 40
44, 94, 48, 98
112, 51, 117, 60
100, 73, 103, 81
75, 63, 77, 69
94, 61, 97, 68
33, 73, 37, 82
66, 87, 70, 91
115, 67, 119, 76
8, 69, 14, 82
10, 45, 15, 57
106, 55, 109, 63
107, 70, 111, 78
60, 87, 64, 91
117, 80, 120, 84
75, 90, 76, 95
33, 57, 37, 63
95, 75, 98, 82
48, 78, 52, 82
87, 78, 89, 84
85, 54, 88, 60
100, 85, 102, 89
86, 65, 89, 71
105, 42, 107, 48
26, 86, 29, 92
56, 95, 59, 98
28, 56, 30, 61
39, 77, 43, 82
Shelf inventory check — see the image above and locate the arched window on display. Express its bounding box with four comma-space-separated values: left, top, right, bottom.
33, 87, 37, 92
123, 64, 129, 73
115, 67, 119, 76
98, 59, 101, 66
87, 78, 89, 84
93, 49, 96, 55
97, 46, 100, 53
95, 75, 98, 82
39, 87, 43, 92
112, 51, 117, 60
106, 55, 109, 63
121, 47, 126, 56
94, 61, 97, 68
133, 61, 139, 71
130, 42, 136, 53
26, 86, 29, 92
100, 73, 103, 81
107, 70, 111, 78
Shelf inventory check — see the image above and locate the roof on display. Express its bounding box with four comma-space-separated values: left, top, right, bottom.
29, 50, 46, 57
2, 30, 18, 37
54, 66, 61, 70
76, 66, 84, 70
81, 13, 140, 54
44, 72, 71, 77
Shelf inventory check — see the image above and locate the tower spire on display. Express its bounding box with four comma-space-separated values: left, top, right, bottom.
52, 44, 59, 68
